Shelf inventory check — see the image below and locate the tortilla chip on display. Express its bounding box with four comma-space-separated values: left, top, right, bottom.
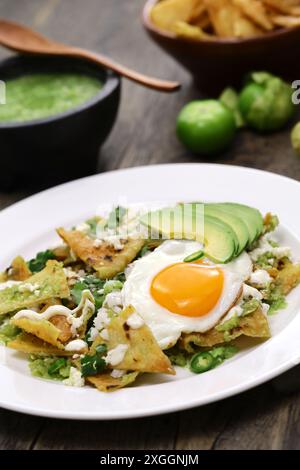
57, 228, 144, 279
7, 332, 73, 356
91, 306, 174, 375
205, 0, 262, 37
275, 262, 300, 295
11, 317, 65, 349
10, 290, 94, 348
173, 20, 213, 40
86, 371, 139, 392
8, 256, 32, 281
271, 15, 300, 27
151, 0, 200, 32
0, 260, 69, 316
232, 0, 273, 30
263, 0, 300, 15
179, 306, 270, 352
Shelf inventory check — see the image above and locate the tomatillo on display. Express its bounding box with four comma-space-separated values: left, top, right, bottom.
239, 72, 295, 132
176, 100, 236, 155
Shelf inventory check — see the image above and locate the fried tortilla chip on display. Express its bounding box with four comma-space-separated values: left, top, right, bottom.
10, 290, 94, 348
271, 15, 300, 27
57, 228, 144, 279
232, 0, 273, 30
205, 0, 262, 37
86, 371, 139, 392
173, 20, 213, 39
91, 306, 175, 375
151, 0, 200, 32
11, 317, 66, 349
0, 260, 69, 316
179, 306, 270, 352
263, 0, 300, 15
7, 332, 73, 356
8, 256, 32, 281
275, 262, 300, 295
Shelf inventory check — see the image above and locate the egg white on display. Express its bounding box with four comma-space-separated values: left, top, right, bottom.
122, 240, 253, 349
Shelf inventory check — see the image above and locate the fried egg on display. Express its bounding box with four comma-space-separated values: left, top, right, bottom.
122, 240, 252, 349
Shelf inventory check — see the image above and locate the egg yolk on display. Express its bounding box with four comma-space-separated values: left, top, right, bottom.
150, 262, 224, 317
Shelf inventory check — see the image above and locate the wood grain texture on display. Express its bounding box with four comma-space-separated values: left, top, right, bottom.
1, 0, 300, 451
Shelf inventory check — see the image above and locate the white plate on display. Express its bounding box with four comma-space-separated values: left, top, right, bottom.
1, 163, 300, 420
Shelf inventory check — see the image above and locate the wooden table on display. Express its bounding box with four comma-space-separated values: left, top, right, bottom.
1, 0, 300, 451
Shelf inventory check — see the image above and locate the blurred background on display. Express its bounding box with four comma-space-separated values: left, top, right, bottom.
0, 0, 299, 198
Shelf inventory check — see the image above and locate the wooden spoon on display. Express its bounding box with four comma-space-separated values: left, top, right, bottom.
0, 19, 180, 92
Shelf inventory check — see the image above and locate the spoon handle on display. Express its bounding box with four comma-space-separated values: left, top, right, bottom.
64, 47, 181, 93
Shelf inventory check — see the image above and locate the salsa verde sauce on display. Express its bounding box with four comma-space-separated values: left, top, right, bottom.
0, 73, 102, 123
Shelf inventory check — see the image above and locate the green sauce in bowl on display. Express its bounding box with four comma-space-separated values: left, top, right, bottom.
0, 73, 102, 123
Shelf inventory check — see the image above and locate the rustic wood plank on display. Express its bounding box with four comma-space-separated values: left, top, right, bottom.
211, 385, 300, 450
34, 413, 179, 450
0, 408, 43, 450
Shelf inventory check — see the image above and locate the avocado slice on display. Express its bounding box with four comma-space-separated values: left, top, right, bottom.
140, 205, 237, 263
216, 203, 263, 245
204, 204, 249, 255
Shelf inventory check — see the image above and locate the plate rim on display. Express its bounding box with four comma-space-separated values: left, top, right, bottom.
1, 162, 300, 420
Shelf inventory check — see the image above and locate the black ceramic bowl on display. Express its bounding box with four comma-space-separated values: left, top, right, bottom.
0, 55, 121, 189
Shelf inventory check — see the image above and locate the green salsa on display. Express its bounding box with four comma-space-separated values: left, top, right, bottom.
0, 73, 102, 123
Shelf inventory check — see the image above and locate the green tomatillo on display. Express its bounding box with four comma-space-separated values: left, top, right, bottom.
238, 72, 295, 132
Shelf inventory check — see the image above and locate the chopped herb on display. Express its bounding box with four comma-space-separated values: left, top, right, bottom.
80, 344, 107, 377
29, 356, 71, 380
107, 206, 126, 229
28, 250, 56, 273
71, 275, 105, 309
48, 358, 68, 375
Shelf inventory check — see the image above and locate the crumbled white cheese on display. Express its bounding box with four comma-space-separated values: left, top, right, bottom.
63, 367, 84, 387
104, 291, 123, 311
105, 344, 128, 367
111, 369, 126, 379
272, 247, 291, 259
64, 339, 87, 352
261, 303, 270, 316
243, 283, 263, 300
94, 307, 110, 330
18, 282, 40, 293
126, 312, 144, 329
0, 280, 21, 291
76, 222, 90, 233
89, 327, 99, 342
249, 269, 272, 287
100, 328, 109, 341
249, 234, 291, 262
